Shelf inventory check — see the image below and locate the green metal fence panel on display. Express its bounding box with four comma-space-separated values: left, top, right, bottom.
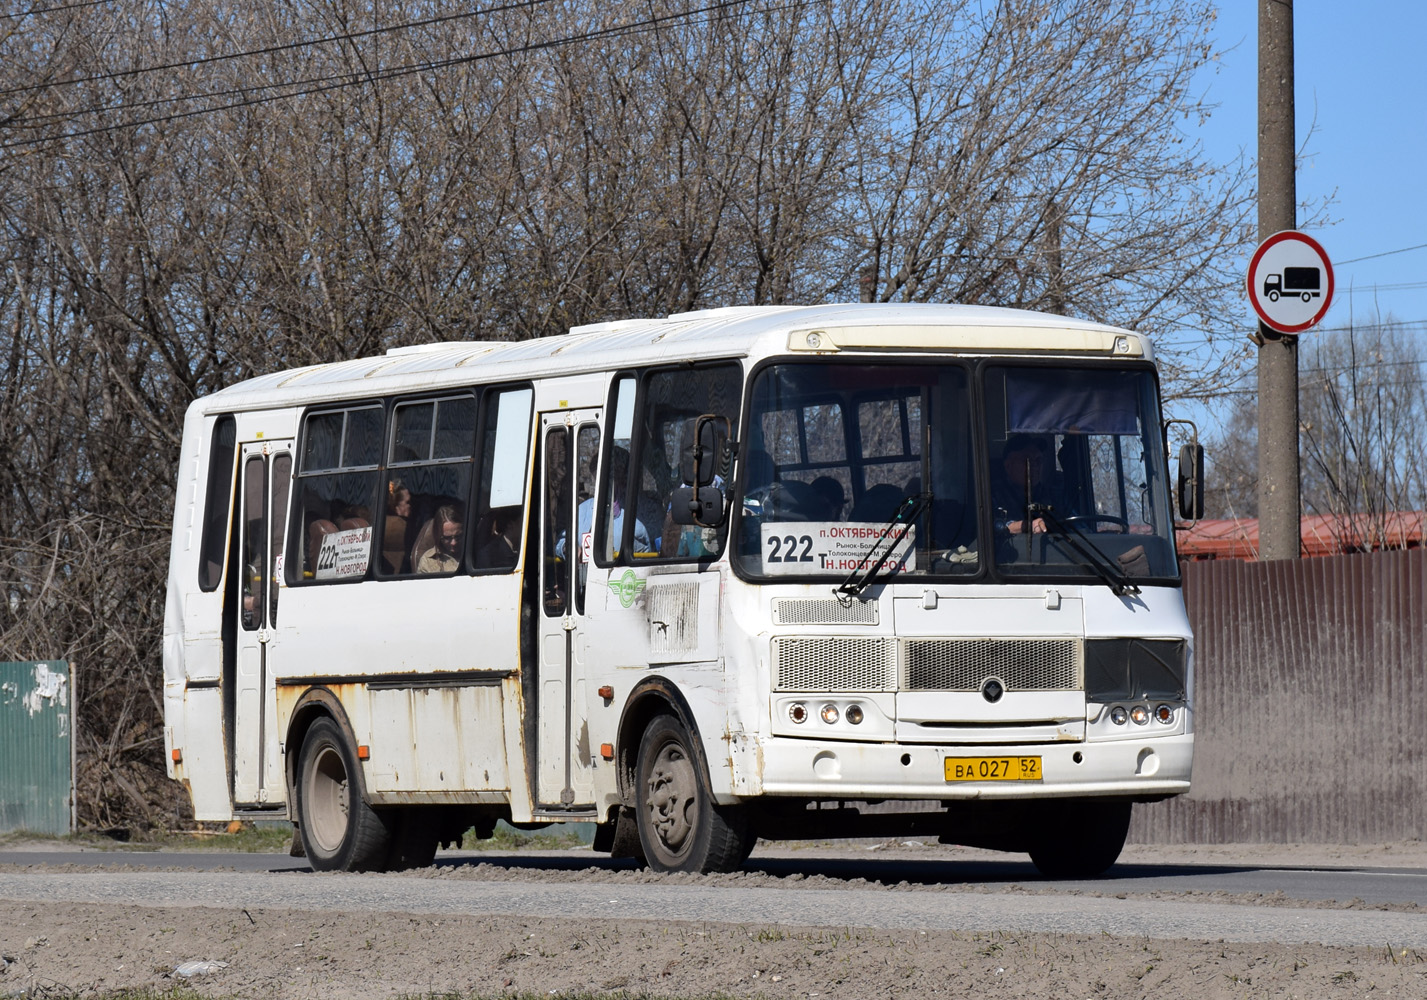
0, 661, 74, 836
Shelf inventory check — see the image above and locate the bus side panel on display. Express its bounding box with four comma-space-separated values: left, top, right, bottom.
163, 407, 220, 692
172, 687, 233, 820
163, 406, 232, 817
364, 684, 510, 797
274, 575, 524, 807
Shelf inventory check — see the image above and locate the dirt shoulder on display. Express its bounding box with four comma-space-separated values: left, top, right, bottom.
3, 898, 1426, 1000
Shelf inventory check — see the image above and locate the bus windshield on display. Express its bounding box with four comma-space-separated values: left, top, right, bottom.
734, 360, 1178, 585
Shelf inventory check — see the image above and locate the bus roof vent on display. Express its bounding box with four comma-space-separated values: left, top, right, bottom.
385, 341, 495, 357
566, 318, 668, 337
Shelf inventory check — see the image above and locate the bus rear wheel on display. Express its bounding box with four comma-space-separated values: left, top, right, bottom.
1027, 799, 1132, 878
297, 716, 392, 872
635, 713, 752, 874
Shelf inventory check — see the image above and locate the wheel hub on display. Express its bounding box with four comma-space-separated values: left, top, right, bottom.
645, 743, 697, 855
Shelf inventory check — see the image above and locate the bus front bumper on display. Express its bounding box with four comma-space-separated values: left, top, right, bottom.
747, 733, 1192, 801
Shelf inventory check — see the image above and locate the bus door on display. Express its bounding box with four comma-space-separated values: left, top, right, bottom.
228, 440, 292, 807
534, 409, 602, 811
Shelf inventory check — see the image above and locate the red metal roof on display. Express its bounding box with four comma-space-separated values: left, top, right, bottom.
1176, 512, 1426, 560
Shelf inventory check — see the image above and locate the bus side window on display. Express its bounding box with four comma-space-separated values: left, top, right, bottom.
473, 387, 533, 572
621, 363, 741, 563
197, 415, 237, 592
294, 405, 382, 582
384, 395, 476, 577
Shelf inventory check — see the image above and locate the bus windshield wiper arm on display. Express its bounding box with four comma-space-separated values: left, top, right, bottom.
1031, 504, 1141, 597
834, 492, 932, 602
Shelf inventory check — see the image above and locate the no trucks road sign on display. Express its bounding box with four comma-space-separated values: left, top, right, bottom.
1247, 230, 1334, 334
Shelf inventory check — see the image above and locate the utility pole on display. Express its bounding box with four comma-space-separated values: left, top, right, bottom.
1257, 0, 1300, 560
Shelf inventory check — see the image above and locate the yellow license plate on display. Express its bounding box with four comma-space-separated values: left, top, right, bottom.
944, 756, 1043, 782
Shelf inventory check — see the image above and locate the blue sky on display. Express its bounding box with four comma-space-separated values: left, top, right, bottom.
1198, 2, 1427, 335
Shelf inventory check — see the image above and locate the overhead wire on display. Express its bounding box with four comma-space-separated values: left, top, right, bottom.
0, 0, 776, 149
1337, 242, 1427, 266
0, 0, 111, 20
0, 0, 557, 99
6, 0, 563, 128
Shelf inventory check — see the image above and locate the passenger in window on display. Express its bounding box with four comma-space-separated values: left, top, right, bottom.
477, 506, 522, 569
992, 435, 1063, 535
416, 503, 465, 574
559, 447, 652, 559
810, 476, 846, 521
382, 481, 412, 574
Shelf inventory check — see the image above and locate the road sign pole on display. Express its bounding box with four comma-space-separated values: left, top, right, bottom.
1257, 0, 1299, 561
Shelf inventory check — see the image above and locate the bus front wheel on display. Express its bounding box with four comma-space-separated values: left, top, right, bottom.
1027, 799, 1131, 878
297, 716, 392, 872
635, 713, 752, 874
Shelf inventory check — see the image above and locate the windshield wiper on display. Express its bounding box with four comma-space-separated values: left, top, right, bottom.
1031, 505, 1141, 598
834, 492, 932, 602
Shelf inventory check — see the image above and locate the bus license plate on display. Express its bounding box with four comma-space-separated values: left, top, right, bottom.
944, 756, 1042, 782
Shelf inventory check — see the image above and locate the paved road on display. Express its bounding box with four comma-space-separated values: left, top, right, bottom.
2, 849, 1426, 947
5, 848, 1427, 908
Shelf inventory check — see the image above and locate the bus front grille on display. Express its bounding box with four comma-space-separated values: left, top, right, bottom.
773, 638, 897, 692
903, 638, 1081, 692
772, 637, 1083, 693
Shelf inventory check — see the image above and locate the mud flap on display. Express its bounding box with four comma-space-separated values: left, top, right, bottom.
594, 806, 647, 862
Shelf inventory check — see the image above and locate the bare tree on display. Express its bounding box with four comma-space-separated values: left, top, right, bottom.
0, 0, 1255, 831
1205, 318, 1427, 539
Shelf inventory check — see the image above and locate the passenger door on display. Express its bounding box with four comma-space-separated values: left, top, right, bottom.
534, 410, 601, 811
229, 440, 292, 807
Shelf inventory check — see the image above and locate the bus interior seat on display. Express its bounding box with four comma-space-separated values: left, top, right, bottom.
768, 478, 818, 520
307, 518, 338, 571
409, 518, 436, 567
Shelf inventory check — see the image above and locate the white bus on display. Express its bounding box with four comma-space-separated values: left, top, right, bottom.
162, 303, 1200, 877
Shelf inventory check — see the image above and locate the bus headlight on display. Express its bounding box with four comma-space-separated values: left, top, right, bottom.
1130, 705, 1150, 725
820, 703, 840, 725
1110, 706, 1128, 725
788, 703, 808, 724
845, 704, 864, 725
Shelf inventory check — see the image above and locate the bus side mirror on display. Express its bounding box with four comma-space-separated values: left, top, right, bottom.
1177, 443, 1205, 521
679, 414, 732, 487
670, 486, 725, 527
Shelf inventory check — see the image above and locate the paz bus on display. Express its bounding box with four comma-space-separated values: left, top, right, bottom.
162, 303, 1201, 877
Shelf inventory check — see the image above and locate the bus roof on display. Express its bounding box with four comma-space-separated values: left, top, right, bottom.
197, 303, 1148, 413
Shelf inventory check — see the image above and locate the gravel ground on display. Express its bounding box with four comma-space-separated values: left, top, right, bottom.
1, 839, 1425, 999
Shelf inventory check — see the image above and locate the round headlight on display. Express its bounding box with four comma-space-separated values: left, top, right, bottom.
1110, 706, 1128, 726
820, 703, 840, 725
788, 703, 807, 724
845, 704, 864, 725
1155, 704, 1174, 724
1130, 704, 1150, 725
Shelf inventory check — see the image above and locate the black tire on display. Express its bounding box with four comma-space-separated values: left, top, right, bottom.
296, 716, 393, 872
634, 713, 753, 874
1027, 799, 1132, 878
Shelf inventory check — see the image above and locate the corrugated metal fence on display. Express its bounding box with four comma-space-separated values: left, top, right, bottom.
0, 661, 74, 836
1130, 549, 1427, 844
